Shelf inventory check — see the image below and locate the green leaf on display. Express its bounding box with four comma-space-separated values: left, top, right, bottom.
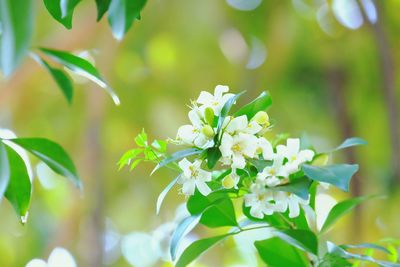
234, 91, 272, 119
43, 0, 80, 29
321, 196, 374, 233
134, 129, 147, 147
327, 241, 400, 267
9, 138, 81, 189
187, 191, 237, 228
31, 53, 73, 103
0, 142, 10, 201
275, 229, 318, 255
175, 234, 229, 267
255, 237, 309, 267
341, 243, 391, 254
334, 137, 367, 151
39, 47, 120, 105
118, 148, 143, 170
0, 0, 33, 76
217, 91, 245, 131
151, 139, 167, 153
151, 148, 202, 175
156, 175, 179, 214
319, 253, 352, 267
272, 177, 311, 200
107, 0, 147, 40
4, 145, 31, 221
206, 147, 221, 169
170, 213, 202, 261
95, 0, 111, 21
302, 164, 359, 192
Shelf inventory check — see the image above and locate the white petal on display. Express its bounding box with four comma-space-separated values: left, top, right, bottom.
177, 125, 197, 144
265, 177, 280, 187
195, 181, 212, 196
197, 91, 214, 105
182, 180, 196, 196
219, 133, 234, 157
48, 247, 76, 267
178, 158, 192, 178
198, 169, 212, 182
258, 138, 273, 160
188, 109, 203, 128
286, 138, 300, 157
232, 154, 246, 169
214, 85, 229, 98
250, 203, 264, 219
25, 259, 48, 267
243, 121, 262, 135
288, 195, 300, 218
276, 144, 287, 158
298, 149, 315, 163
226, 115, 248, 134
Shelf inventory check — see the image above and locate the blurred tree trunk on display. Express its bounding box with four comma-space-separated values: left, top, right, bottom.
358, 0, 400, 186
327, 67, 362, 238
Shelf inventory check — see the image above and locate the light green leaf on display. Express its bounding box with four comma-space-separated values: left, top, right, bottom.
156, 175, 179, 214
107, 0, 147, 40
134, 129, 147, 147
0, 142, 10, 201
31, 53, 73, 103
334, 137, 367, 151
39, 47, 120, 105
175, 234, 229, 267
9, 138, 81, 189
255, 237, 309, 267
0, 0, 33, 76
118, 148, 143, 170
43, 0, 80, 29
234, 91, 272, 119
4, 145, 31, 222
272, 177, 311, 200
321, 196, 375, 233
275, 229, 318, 255
151, 139, 167, 153
151, 148, 202, 175
95, 0, 111, 21
302, 164, 359, 192
170, 213, 202, 261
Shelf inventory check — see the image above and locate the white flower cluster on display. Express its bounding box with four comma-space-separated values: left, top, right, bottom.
174, 86, 314, 219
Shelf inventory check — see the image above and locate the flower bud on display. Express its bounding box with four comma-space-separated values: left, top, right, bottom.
253, 111, 269, 125
312, 153, 329, 166
222, 175, 236, 189
201, 125, 214, 138
204, 107, 215, 126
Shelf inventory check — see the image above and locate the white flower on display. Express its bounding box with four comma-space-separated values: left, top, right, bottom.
274, 191, 309, 218
223, 115, 262, 136
196, 85, 234, 115
244, 182, 276, 219
276, 138, 314, 174
256, 157, 288, 187
25, 247, 76, 267
256, 137, 274, 160
219, 133, 257, 169
178, 159, 212, 196
176, 107, 214, 149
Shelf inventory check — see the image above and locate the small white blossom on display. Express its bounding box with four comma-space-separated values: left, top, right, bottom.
244, 182, 276, 219
256, 137, 274, 160
223, 115, 262, 136
196, 85, 234, 115
276, 138, 314, 174
219, 133, 258, 169
178, 159, 212, 196
274, 191, 309, 218
256, 157, 288, 187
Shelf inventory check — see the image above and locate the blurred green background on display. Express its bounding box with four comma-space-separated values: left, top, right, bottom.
0, 0, 399, 266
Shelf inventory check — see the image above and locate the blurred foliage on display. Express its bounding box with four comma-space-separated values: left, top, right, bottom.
0, 0, 400, 266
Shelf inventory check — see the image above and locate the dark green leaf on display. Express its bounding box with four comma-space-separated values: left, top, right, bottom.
217, 91, 245, 131
255, 237, 309, 267
156, 175, 179, 214
175, 234, 229, 267
43, 0, 80, 29
334, 137, 367, 151
39, 47, 120, 105
276, 229, 318, 255
170, 213, 202, 261
151, 148, 202, 175
95, 0, 111, 21
187, 191, 237, 227
206, 147, 221, 169
0, 0, 33, 76
4, 145, 31, 221
9, 138, 81, 189
272, 177, 311, 200
0, 142, 10, 201
321, 196, 375, 233
319, 253, 352, 267
107, 0, 147, 40
234, 91, 272, 119
248, 158, 270, 172
302, 164, 359, 192
31, 54, 73, 103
